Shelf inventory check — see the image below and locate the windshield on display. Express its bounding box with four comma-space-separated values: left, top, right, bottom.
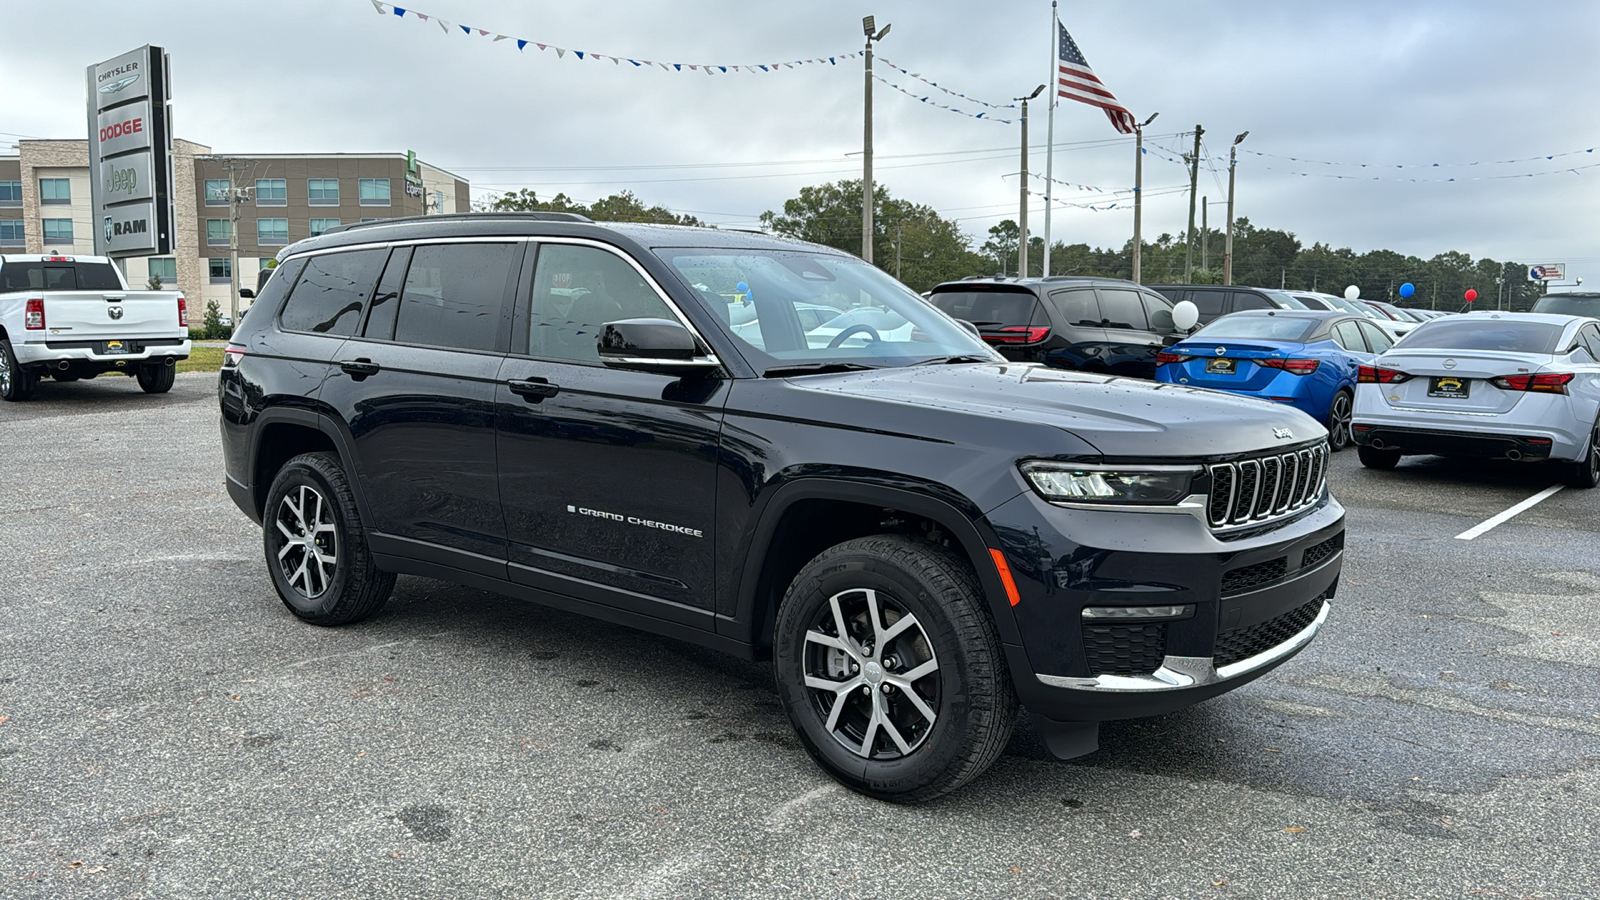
1531, 295, 1600, 318
1191, 315, 1318, 342
1263, 289, 1309, 309
661, 249, 997, 371
1396, 319, 1563, 354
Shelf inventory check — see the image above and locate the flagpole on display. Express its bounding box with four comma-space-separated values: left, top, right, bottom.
1042, 1, 1058, 278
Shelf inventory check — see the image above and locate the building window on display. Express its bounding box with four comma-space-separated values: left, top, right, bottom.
40, 178, 71, 204
147, 257, 177, 284
0, 220, 23, 245
0, 181, 21, 206
209, 257, 232, 282
207, 218, 231, 246
255, 178, 287, 206
309, 218, 340, 237
308, 178, 339, 206
257, 218, 289, 245
359, 178, 391, 207
205, 179, 230, 206
42, 218, 73, 242
360, 217, 383, 223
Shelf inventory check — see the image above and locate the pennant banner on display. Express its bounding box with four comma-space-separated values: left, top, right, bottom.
1144, 142, 1600, 183
875, 57, 1016, 111
872, 75, 1013, 124
371, 1, 858, 73
1243, 145, 1598, 169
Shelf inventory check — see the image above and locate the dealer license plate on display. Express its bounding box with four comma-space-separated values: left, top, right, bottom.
1206, 358, 1236, 374
1427, 376, 1471, 399
100, 340, 131, 355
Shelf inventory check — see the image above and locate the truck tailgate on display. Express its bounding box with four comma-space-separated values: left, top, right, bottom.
40, 290, 182, 340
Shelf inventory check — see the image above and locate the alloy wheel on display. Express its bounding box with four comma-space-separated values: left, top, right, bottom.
1328, 392, 1353, 450
1590, 425, 1599, 479
273, 484, 339, 599
802, 587, 941, 760
0, 349, 11, 395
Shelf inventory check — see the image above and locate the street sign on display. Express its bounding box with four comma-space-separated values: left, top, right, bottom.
86, 46, 174, 257
1529, 263, 1566, 282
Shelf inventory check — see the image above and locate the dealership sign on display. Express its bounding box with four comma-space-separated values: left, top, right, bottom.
86, 46, 174, 257
1528, 263, 1566, 282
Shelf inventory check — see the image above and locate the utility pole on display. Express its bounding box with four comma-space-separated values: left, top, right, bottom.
221, 158, 250, 324
1042, 0, 1059, 277
1223, 130, 1247, 286
1016, 84, 1045, 278
1201, 197, 1208, 274
894, 221, 902, 280
1183, 124, 1203, 282
861, 16, 890, 265
1131, 112, 1158, 283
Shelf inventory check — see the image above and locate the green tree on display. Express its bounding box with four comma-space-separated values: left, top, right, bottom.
489, 189, 701, 226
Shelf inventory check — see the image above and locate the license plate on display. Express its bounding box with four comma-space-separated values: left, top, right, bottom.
100, 340, 130, 355
1206, 358, 1236, 374
1428, 376, 1471, 399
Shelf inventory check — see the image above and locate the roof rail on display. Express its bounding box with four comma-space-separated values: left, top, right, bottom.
324, 211, 593, 235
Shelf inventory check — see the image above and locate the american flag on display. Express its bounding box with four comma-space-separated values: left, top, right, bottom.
1057, 24, 1136, 134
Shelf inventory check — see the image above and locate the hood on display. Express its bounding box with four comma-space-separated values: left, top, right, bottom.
790, 363, 1324, 459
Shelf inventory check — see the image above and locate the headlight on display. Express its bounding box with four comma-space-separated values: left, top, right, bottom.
1020, 461, 1200, 505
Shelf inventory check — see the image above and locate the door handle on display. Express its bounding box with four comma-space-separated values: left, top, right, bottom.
508, 377, 559, 401
339, 358, 380, 379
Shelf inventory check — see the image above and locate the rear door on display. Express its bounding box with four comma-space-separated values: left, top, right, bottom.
1094, 286, 1164, 377
1039, 287, 1111, 370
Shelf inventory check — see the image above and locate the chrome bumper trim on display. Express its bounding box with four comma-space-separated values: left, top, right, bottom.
1036, 601, 1330, 692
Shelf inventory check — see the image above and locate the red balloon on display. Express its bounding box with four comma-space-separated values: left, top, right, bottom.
1465, 289, 1478, 302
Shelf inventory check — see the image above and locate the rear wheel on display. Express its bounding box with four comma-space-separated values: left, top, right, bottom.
136, 362, 175, 394
0, 339, 37, 402
1563, 420, 1600, 489
263, 452, 395, 625
773, 535, 1017, 803
1358, 444, 1402, 470
1326, 390, 1354, 451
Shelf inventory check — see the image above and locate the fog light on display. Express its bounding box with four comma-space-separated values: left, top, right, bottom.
1081, 604, 1195, 621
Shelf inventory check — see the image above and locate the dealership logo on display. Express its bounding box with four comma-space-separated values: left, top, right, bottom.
98, 73, 141, 94
99, 117, 144, 143
104, 217, 148, 240
104, 165, 138, 195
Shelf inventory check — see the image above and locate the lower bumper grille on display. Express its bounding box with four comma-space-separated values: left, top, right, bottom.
1301, 533, 1344, 569
1214, 595, 1326, 668
1083, 622, 1168, 676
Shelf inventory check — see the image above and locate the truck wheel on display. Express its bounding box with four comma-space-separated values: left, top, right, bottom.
263, 452, 395, 625
136, 362, 176, 394
1563, 420, 1600, 489
0, 339, 38, 402
773, 535, 1017, 803
1358, 444, 1402, 470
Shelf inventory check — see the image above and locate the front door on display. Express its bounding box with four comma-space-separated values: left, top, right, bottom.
495, 241, 728, 622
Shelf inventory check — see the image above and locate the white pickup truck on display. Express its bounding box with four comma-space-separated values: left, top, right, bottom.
0, 253, 190, 401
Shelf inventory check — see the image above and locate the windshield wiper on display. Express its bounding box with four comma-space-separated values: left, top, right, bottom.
912, 354, 993, 366
762, 362, 882, 378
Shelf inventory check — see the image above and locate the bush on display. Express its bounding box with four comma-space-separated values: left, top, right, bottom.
201, 299, 227, 339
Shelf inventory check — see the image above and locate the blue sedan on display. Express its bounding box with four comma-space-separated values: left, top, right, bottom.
1154, 310, 1398, 450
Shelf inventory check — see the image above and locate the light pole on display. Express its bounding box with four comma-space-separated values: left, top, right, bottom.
1130, 112, 1158, 283
1015, 84, 1045, 278
1223, 130, 1248, 286
861, 15, 890, 265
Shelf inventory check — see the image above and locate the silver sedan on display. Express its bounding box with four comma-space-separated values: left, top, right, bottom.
1350, 312, 1600, 487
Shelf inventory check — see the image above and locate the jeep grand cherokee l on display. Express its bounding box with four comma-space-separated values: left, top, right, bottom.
220, 213, 1344, 802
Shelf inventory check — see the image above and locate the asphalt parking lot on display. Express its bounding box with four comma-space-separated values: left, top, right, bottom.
2, 373, 1598, 899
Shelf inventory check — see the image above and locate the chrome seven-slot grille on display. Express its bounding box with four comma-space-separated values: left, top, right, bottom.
1206, 443, 1328, 529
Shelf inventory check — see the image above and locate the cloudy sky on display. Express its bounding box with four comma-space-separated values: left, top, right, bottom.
4, 1, 1596, 278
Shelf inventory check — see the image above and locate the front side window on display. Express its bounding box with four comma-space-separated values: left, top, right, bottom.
667, 249, 993, 371
394, 242, 517, 351
205, 179, 229, 206
0, 220, 23, 245
209, 257, 232, 280
40, 178, 70, 203
1097, 288, 1149, 330
257, 218, 289, 245
308, 178, 339, 206
148, 257, 177, 283
207, 219, 230, 245
280, 248, 386, 336
310, 218, 340, 237
0, 181, 21, 205
359, 178, 391, 206
1186, 289, 1227, 319
255, 178, 287, 206
528, 244, 677, 363
42, 218, 73, 242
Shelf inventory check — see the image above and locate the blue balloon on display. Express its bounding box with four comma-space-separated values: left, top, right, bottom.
1399, 282, 1416, 298
735, 281, 751, 303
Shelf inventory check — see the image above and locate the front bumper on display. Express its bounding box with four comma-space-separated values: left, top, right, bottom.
985, 487, 1344, 723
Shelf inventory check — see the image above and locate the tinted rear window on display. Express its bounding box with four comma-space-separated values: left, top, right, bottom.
0, 261, 123, 292
280, 248, 387, 336
1192, 316, 1318, 342
394, 242, 518, 352
929, 289, 1039, 327
1398, 320, 1562, 354
1531, 295, 1600, 318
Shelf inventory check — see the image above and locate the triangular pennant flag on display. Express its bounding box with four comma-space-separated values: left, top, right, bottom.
555, 48, 566, 58
536, 43, 546, 50
516, 39, 527, 51
574, 50, 584, 59
370, 0, 386, 13
478, 29, 489, 36
673, 63, 682, 71
494, 33, 508, 41
719, 66, 729, 72
459, 24, 471, 35
392, 5, 405, 15
436, 19, 449, 33
611, 56, 620, 65
687, 64, 696, 70
629, 59, 641, 66
414, 11, 426, 19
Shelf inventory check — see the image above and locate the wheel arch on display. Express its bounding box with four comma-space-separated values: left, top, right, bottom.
248, 406, 372, 524
728, 478, 1021, 656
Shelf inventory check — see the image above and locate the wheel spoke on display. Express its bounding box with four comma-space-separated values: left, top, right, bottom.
275, 519, 296, 540
858, 706, 881, 757
804, 629, 856, 658
880, 712, 913, 755
823, 691, 849, 732
888, 678, 938, 724
277, 540, 296, 561
880, 612, 919, 644
898, 658, 938, 683
864, 589, 888, 651
828, 593, 854, 652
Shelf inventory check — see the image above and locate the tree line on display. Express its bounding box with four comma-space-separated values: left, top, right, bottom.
488, 181, 1545, 309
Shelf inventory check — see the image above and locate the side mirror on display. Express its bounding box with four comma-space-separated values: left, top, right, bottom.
239, 288, 255, 299
956, 319, 982, 339
598, 318, 720, 375
1171, 300, 1200, 332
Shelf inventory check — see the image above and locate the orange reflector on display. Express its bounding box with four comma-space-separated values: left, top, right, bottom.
989, 548, 1022, 607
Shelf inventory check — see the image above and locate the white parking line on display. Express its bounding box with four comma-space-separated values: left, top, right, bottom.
1454, 484, 1565, 540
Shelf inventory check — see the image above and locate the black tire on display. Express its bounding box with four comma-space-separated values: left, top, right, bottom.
1326, 390, 1354, 451
0, 339, 38, 402
1563, 420, 1600, 489
773, 535, 1017, 803
263, 452, 395, 625
1358, 444, 1402, 470
136, 362, 175, 394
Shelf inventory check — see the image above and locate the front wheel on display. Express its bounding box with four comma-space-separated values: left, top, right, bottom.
1326, 390, 1354, 451
136, 362, 175, 394
1563, 421, 1600, 489
263, 452, 395, 625
1358, 444, 1402, 470
773, 535, 1017, 803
